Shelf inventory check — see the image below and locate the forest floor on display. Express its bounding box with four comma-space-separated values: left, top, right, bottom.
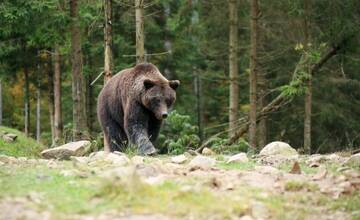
0, 150, 360, 220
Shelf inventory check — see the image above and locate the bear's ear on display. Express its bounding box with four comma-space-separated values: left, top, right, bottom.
144, 79, 155, 90
169, 80, 180, 90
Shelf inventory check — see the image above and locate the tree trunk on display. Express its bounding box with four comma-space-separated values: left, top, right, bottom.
249, 0, 259, 150
104, 0, 113, 84
53, 45, 63, 145
303, 0, 312, 154
70, 0, 88, 140
257, 17, 267, 148
0, 80, 2, 126
228, 0, 239, 139
24, 67, 30, 137
195, 71, 203, 141
135, 0, 145, 63
36, 82, 41, 143
257, 71, 267, 148
46, 58, 55, 146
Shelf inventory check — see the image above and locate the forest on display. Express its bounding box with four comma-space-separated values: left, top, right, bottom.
0, 0, 359, 154
0, 1, 360, 219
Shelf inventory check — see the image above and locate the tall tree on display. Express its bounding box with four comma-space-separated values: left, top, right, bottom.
46, 55, 55, 146
0, 79, 2, 126
24, 66, 30, 137
53, 45, 63, 144
257, 21, 267, 148
303, 0, 312, 153
249, 0, 259, 150
70, 0, 88, 140
36, 74, 41, 143
228, 0, 239, 139
104, 0, 113, 84
135, 0, 145, 63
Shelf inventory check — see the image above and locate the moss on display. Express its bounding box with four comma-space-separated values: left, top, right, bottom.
284, 181, 319, 192
0, 126, 44, 158
217, 160, 256, 170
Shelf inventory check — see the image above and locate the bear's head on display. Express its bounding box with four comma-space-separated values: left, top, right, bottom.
141, 78, 180, 120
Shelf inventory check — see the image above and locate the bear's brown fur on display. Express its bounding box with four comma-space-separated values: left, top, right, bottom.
97, 63, 180, 155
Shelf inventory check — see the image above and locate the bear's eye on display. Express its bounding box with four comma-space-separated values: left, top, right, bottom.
153, 98, 161, 105
166, 99, 173, 107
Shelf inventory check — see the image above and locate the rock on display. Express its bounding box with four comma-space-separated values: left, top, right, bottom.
306, 154, 325, 164
259, 141, 298, 156
344, 153, 360, 167
202, 147, 215, 156
0, 161, 5, 166
41, 140, 91, 159
239, 215, 254, 220
70, 156, 89, 165
88, 151, 130, 167
2, 133, 17, 142
171, 154, 187, 164
101, 166, 135, 180
0, 155, 17, 164
312, 167, 327, 180
255, 166, 282, 175
226, 153, 249, 164
188, 155, 216, 170
106, 153, 130, 166
131, 156, 145, 165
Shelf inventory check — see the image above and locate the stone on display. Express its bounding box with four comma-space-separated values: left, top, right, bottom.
226, 153, 249, 164
188, 155, 216, 170
171, 154, 187, 164
87, 151, 130, 167
131, 156, 145, 165
70, 156, 89, 165
259, 141, 298, 156
201, 147, 215, 156
2, 133, 17, 142
239, 215, 254, 220
41, 140, 91, 159
255, 166, 282, 175
105, 153, 130, 166
0, 161, 5, 166
0, 155, 17, 164
344, 153, 360, 167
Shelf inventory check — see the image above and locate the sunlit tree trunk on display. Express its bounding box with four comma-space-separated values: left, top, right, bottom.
228, 0, 239, 139
54, 45, 63, 145
249, 0, 259, 150
36, 82, 41, 143
70, 0, 88, 140
135, 0, 145, 63
24, 67, 30, 137
104, 0, 113, 84
303, 0, 312, 154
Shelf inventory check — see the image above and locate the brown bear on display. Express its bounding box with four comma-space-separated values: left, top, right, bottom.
97, 63, 180, 155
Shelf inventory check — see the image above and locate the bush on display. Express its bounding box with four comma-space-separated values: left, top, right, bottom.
157, 111, 200, 155
207, 137, 249, 155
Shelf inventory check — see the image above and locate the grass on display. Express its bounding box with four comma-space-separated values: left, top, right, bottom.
0, 126, 44, 158
217, 160, 256, 170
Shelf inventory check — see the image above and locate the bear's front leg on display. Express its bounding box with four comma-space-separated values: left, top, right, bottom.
124, 103, 157, 155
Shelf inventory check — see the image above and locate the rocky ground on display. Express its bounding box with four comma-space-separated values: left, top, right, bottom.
0, 142, 359, 220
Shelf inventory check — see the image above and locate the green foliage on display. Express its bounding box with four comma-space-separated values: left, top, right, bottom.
157, 111, 200, 155
207, 137, 249, 155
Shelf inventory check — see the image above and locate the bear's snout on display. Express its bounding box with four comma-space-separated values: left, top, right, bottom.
161, 112, 168, 119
